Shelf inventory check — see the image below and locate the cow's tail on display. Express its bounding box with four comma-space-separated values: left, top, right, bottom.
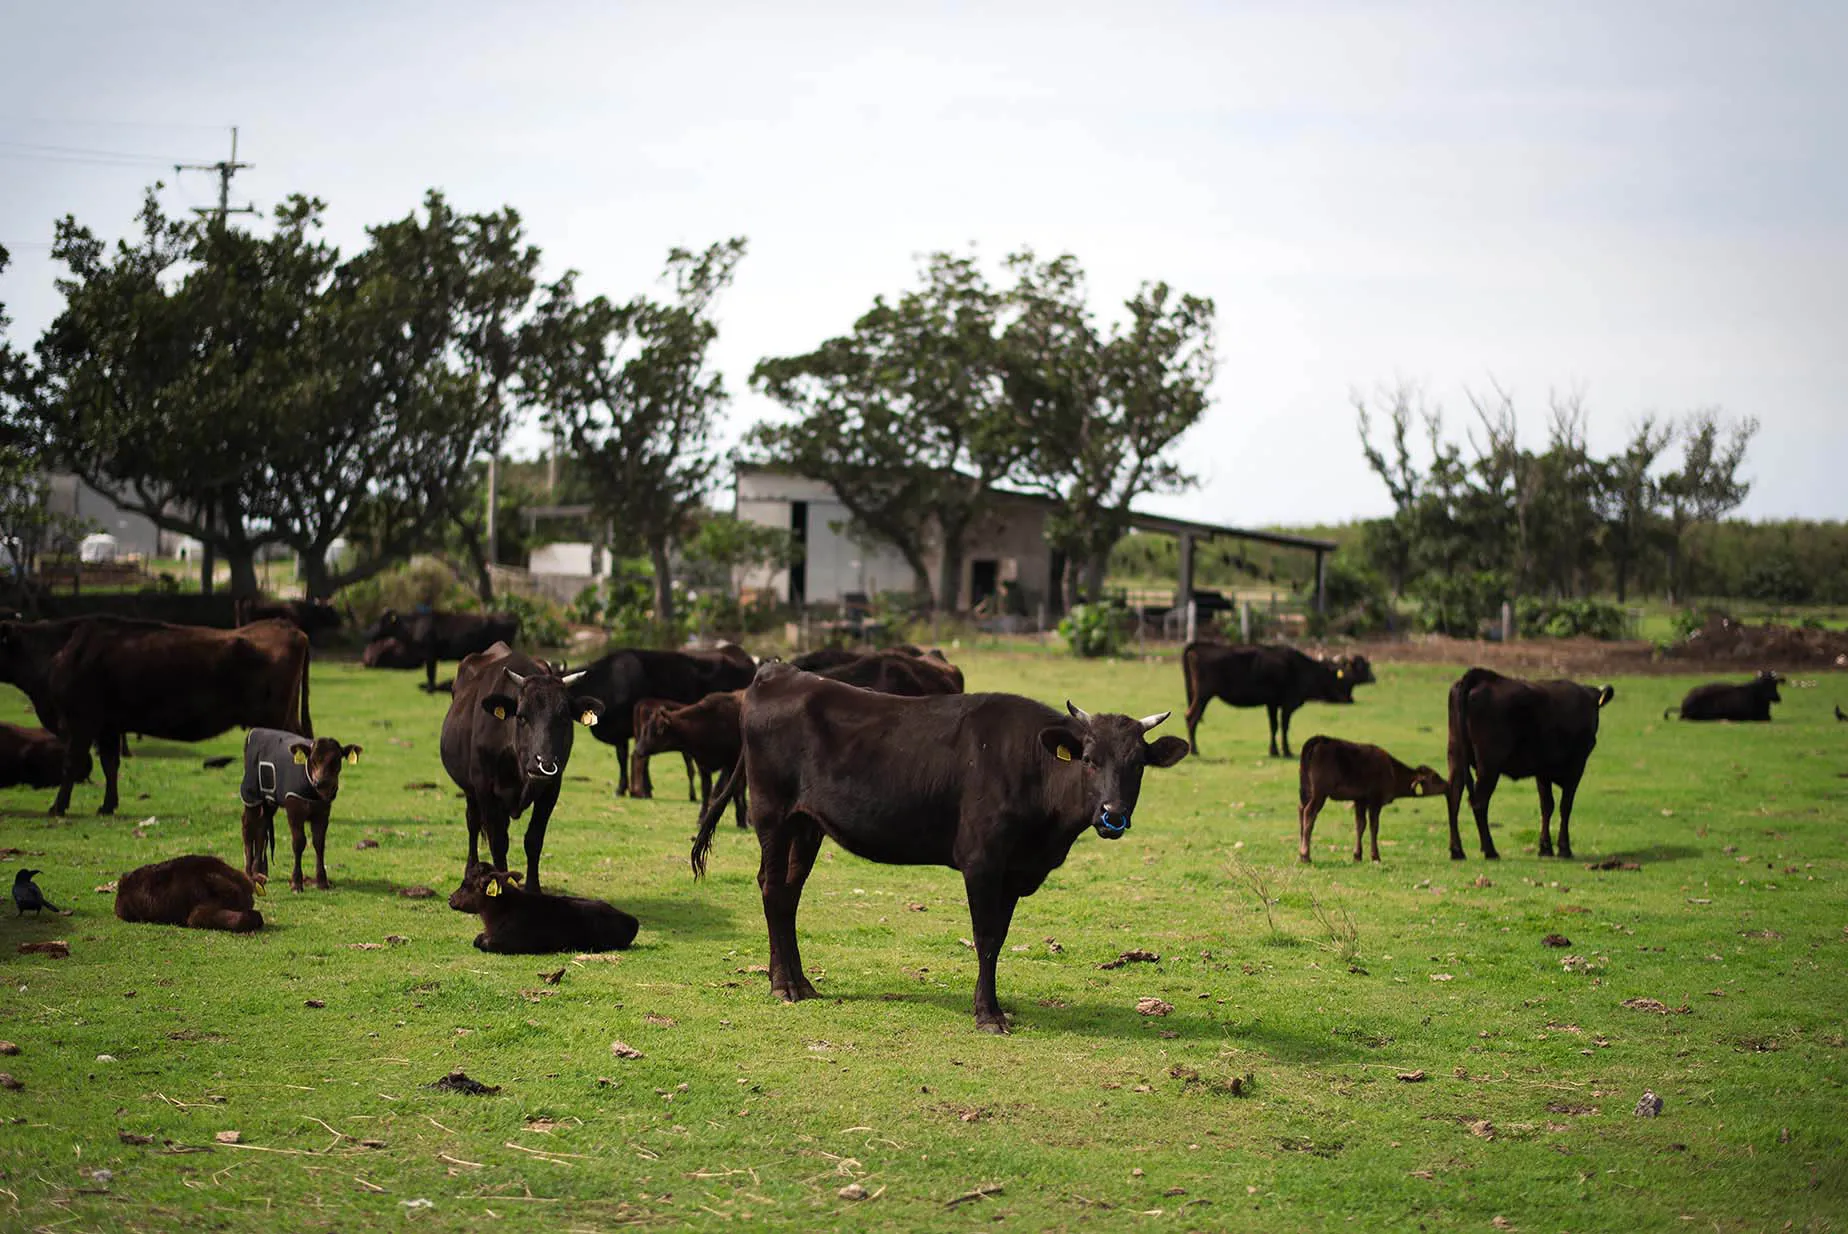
1181, 642, 1201, 716
690, 752, 746, 879
297, 639, 314, 738
1297, 735, 1324, 806
1446, 671, 1485, 802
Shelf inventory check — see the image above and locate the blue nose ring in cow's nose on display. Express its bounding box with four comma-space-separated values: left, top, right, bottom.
1096, 809, 1130, 837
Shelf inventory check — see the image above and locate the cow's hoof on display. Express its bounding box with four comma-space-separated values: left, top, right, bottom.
1537, 846, 1553, 858
291, 883, 305, 894
316, 881, 333, 892
1449, 849, 1466, 860
1556, 847, 1573, 860
1483, 849, 1502, 861
974, 1015, 1010, 1034
98, 805, 117, 816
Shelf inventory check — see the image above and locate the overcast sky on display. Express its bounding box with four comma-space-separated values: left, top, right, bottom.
3, 2, 1843, 526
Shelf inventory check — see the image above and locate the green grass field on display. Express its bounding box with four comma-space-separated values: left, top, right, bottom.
1, 652, 1843, 1232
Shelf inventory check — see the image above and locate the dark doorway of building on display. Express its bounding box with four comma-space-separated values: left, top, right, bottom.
789, 501, 808, 607
970, 559, 999, 612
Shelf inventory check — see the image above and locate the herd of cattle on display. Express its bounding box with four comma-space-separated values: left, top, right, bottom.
0, 603, 1831, 1032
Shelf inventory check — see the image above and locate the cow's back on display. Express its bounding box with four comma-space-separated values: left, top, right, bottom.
1458, 671, 1600, 780
52, 618, 306, 741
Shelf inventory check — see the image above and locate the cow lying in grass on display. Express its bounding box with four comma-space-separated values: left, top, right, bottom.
239, 729, 363, 892
115, 854, 265, 933
1297, 735, 1446, 863
0, 722, 89, 790
447, 864, 638, 954
1665, 671, 1782, 722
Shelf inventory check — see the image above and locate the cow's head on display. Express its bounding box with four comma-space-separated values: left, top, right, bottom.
1407, 766, 1447, 798
1756, 670, 1784, 701
297, 737, 362, 801
1042, 702, 1189, 839
448, 863, 522, 912
634, 703, 676, 758
1332, 654, 1375, 687
480, 666, 604, 785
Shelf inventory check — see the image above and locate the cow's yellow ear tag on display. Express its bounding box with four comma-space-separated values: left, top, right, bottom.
485, 879, 501, 897
1056, 745, 1072, 762
1412, 783, 1423, 796
580, 709, 597, 727
493, 706, 507, 720
347, 750, 360, 765
292, 747, 308, 765
253, 878, 266, 897
1336, 668, 1345, 679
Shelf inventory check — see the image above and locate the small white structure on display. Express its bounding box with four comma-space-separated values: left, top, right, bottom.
529, 542, 606, 578
78, 532, 119, 564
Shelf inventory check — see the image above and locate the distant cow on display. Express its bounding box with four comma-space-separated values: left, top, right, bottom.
790, 647, 863, 672
362, 636, 425, 669
239, 729, 364, 892
235, 595, 342, 641
368, 609, 520, 691
633, 690, 746, 824
1446, 667, 1614, 861
817, 651, 964, 696
1182, 643, 1364, 758
692, 664, 1188, 1032
1297, 735, 1446, 863
0, 722, 89, 790
1666, 672, 1782, 722
627, 697, 697, 801
115, 854, 265, 933
0, 616, 311, 816
447, 865, 638, 954
438, 643, 604, 893
572, 646, 756, 797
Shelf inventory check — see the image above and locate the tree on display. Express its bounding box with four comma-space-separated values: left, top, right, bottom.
1601, 415, 1673, 602
527, 239, 746, 624
1353, 381, 1428, 598
1661, 409, 1758, 602
1006, 254, 1216, 603
752, 252, 1015, 611
0, 244, 85, 597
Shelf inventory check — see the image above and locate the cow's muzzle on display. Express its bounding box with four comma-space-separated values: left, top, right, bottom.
533, 758, 560, 778
1095, 808, 1131, 839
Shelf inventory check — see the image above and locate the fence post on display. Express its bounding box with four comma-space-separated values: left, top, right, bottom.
1239, 601, 1251, 643
1185, 599, 1197, 646
1501, 600, 1513, 643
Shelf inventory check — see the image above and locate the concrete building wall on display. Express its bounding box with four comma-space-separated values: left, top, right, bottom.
43, 474, 163, 559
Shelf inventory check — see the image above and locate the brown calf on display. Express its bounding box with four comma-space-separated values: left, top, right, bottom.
0, 722, 90, 790
238, 729, 363, 892
115, 854, 265, 933
1298, 735, 1446, 863
633, 690, 747, 826
627, 697, 698, 801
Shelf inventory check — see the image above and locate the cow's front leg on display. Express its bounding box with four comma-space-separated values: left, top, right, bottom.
1536, 779, 1556, 858
1265, 704, 1280, 757
241, 805, 267, 878
962, 869, 1020, 1033
615, 738, 631, 797
310, 813, 332, 890
288, 813, 309, 892
521, 789, 558, 894
96, 730, 122, 815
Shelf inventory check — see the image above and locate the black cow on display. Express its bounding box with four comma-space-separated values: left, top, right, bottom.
817, 651, 964, 696
361, 636, 425, 669
0, 616, 311, 816
235, 596, 342, 642
0, 721, 90, 790
448, 865, 638, 954
691, 664, 1188, 1032
1181, 643, 1364, 758
368, 609, 520, 691
438, 643, 603, 893
1666, 671, 1782, 722
1446, 667, 1614, 861
571, 645, 756, 797
790, 647, 863, 672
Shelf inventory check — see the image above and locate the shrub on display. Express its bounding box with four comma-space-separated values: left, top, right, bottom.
1412, 571, 1508, 637
1515, 597, 1630, 641
1058, 601, 1129, 658
338, 560, 478, 630
496, 592, 569, 649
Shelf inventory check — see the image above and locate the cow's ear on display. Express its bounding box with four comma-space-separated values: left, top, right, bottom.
481, 693, 516, 721
1039, 726, 1081, 763
291, 746, 308, 765
343, 744, 363, 765
1597, 685, 1615, 708
1145, 735, 1190, 768
573, 694, 605, 728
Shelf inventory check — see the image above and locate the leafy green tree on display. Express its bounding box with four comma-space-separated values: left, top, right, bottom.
1661, 409, 1758, 603
752, 252, 1015, 611
526, 239, 746, 624
0, 243, 85, 596
1602, 415, 1674, 602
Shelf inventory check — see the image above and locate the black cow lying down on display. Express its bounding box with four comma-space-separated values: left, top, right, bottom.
1447, 667, 1613, 861
1666, 671, 1782, 722
448, 865, 638, 954
692, 663, 1188, 1032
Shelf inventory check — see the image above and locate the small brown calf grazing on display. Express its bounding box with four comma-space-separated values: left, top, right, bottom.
633, 690, 746, 825
627, 697, 697, 801
115, 854, 265, 933
239, 729, 363, 891
0, 722, 89, 790
1298, 735, 1446, 863
447, 865, 638, 954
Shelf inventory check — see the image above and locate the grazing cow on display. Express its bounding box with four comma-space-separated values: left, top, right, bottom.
438, 643, 604, 893
1666, 672, 1783, 722
239, 729, 364, 892
447, 865, 638, 954
633, 690, 746, 824
1446, 667, 1614, 861
572, 646, 756, 796
790, 647, 862, 672
0, 722, 89, 790
0, 616, 311, 816
115, 854, 265, 933
627, 697, 697, 801
1297, 735, 1446, 863
234, 595, 342, 641
691, 664, 1188, 1032
1181, 643, 1362, 758
361, 636, 425, 669
817, 651, 964, 696
368, 609, 520, 691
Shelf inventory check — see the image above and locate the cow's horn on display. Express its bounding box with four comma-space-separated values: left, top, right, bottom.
561, 670, 586, 685
1137, 711, 1171, 733
505, 670, 527, 686
1066, 701, 1091, 723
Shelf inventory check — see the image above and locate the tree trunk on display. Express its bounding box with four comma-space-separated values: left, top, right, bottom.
226, 546, 260, 600
649, 537, 676, 626
1082, 553, 1107, 601
299, 550, 332, 602
201, 538, 216, 596
937, 536, 965, 614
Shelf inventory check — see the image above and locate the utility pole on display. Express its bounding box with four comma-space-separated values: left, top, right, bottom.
175, 126, 256, 230
175, 128, 253, 599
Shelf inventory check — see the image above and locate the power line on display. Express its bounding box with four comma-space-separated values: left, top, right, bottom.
0, 139, 193, 165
